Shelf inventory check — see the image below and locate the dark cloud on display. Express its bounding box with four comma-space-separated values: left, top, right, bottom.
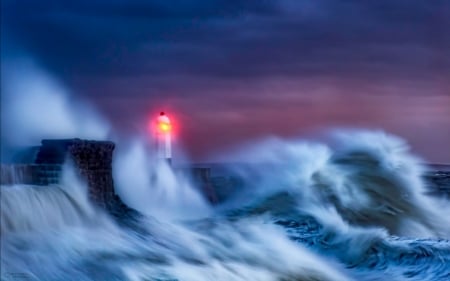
2, 0, 450, 161
3, 0, 449, 79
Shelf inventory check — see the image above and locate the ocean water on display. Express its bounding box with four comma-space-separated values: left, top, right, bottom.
1, 131, 450, 281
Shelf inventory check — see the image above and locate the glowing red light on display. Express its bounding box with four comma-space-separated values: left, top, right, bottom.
158, 122, 171, 132
156, 112, 172, 133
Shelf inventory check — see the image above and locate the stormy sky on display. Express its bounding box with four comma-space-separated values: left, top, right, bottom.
2, 0, 449, 161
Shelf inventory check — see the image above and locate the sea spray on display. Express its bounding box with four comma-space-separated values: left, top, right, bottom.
113, 139, 212, 220
1, 122, 450, 280
216, 130, 450, 239
1, 58, 110, 154
1, 164, 112, 234
1, 166, 351, 281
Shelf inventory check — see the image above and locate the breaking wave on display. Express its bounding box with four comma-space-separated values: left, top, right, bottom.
1, 130, 450, 281
219, 130, 450, 238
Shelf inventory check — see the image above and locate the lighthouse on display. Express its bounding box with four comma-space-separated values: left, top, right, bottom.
155, 112, 172, 163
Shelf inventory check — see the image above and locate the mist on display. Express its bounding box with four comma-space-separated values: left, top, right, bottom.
1, 57, 110, 161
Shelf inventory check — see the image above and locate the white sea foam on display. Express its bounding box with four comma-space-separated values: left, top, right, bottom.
219, 130, 450, 239
1, 58, 449, 280
1, 58, 109, 148
112, 139, 212, 220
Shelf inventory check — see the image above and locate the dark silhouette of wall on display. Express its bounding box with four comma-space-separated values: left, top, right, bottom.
1, 164, 61, 185
0, 139, 125, 211
36, 139, 128, 211
2, 139, 449, 209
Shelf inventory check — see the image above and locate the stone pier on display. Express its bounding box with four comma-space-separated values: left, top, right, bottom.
36, 139, 117, 209
2, 139, 449, 210
1, 139, 127, 211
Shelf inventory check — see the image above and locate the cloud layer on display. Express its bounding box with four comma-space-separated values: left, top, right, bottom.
2, 0, 450, 161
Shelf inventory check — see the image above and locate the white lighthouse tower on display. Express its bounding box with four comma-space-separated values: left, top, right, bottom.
155, 112, 172, 163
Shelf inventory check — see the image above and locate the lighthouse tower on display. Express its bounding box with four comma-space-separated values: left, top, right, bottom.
155, 112, 172, 163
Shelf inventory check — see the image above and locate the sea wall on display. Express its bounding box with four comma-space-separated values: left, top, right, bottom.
35, 139, 116, 209
424, 171, 450, 198
1, 139, 123, 210
1, 164, 61, 185
2, 139, 450, 209
0, 139, 218, 215
190, 166, 218, 203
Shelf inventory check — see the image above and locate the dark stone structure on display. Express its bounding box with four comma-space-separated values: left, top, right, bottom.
190, 166, 218, 204
1, 139, 142, 230
34, 139, 116, 209
424, 171, 450, 198
1, 164, 61, 185
1, 139, 133, 215
2, 139, 449, 211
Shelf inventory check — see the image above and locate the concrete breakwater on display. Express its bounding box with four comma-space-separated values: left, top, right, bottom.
1, 164, 61, 186
1, 139, 450, 215
424, 171, 450, 199
1, 139, 137, 224
0, 139, 218, 214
